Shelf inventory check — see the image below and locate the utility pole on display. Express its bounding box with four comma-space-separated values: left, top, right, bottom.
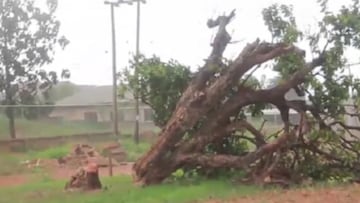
348, 65, 353, 98
134, 0, 145, 144
104, 0, 133, 137
110, 2, 119, 137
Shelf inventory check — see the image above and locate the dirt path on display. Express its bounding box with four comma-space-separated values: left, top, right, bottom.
0, 162, 134, 188
50, 163, 134, 180
206, 184, 360, 203
3, 162, 360, 203
0, 175, 28, 188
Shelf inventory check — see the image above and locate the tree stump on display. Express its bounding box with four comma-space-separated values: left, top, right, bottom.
64, 162, 102, 191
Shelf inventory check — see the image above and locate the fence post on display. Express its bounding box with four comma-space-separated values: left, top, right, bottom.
108, 151, 113, 177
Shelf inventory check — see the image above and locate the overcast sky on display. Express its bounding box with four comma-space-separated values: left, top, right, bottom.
43, 0, 359, 85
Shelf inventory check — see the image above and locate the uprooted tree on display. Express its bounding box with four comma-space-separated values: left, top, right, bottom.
125, 0, 360, 186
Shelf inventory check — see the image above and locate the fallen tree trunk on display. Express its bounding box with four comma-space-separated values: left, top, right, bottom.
132, 11, 307, 186
132, 44, 303, 185
132, 8, 360, 187
177, 129, 294, 168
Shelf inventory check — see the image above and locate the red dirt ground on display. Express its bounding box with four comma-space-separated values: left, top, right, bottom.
205, 184, 360, 203
0, 162, 134, 188
2, 161, 360, 203
0, 175, 28, 187
50, 163, 134, 180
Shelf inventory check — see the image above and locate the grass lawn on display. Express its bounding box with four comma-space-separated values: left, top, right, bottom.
0, 115, 160, 139
0, 137, 260, 203
0, 137, 151, 176
121, 137, 151, 161
0, 135, 355, 203
0, 116, 111, 139
0, 139, 260, 203
0, 144, 72, 176
0, 176, 261, 203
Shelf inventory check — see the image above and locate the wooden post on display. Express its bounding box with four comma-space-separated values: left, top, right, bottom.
108, 152, 113, 177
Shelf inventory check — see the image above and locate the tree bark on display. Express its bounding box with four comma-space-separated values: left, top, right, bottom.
177, 130, 293, 169
4, 61, 16, 139
132, 42, 299, 185
132, 12, 326, 186
65, 163, 102, 191
3, 30, 16, 139
6, 106, 16, 139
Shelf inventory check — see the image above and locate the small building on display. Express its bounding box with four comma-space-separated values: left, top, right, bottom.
49, 85, 153, 124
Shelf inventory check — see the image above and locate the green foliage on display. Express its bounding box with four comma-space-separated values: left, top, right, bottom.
121, 1, 360, 183
0, 0, 70, 122
262, 1, 360, 117
263, 4, 304, 78
48, 81, 76, 102
121, 137, 151, 161
169, 168, 203, 183
17, 82, 77, 119
306, 0, 360, 117
206, 136, 250, 156
261, 1, 360, 181
21, 102, 55, 120
262, 4, 302, 44
27, 145, 70, 159
119, 55, 192, 127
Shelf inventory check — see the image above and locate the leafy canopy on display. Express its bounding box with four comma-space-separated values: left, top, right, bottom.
263, 0, 360, 118
121, 0, 360, 130
119, 56, 192, 127
0, 0, 70, 118
262, 0, 360, 180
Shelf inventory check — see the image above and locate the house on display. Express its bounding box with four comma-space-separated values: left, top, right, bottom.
245, 88, 313, 125
344, 99, 360, 126
49, 85, 154, 123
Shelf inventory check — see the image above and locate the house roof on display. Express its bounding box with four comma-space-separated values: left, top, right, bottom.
55, 85, 134, 105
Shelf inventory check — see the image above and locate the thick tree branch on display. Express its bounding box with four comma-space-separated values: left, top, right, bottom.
226, 120, 267, 147
178, 130, 294, 169
178, 53, 325, 154
193, 10, 236, 89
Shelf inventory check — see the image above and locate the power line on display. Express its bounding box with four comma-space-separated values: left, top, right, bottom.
346, 62, 360, 67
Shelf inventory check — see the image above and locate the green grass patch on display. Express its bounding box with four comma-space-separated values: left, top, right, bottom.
0, 176, 261, 203
121, 138, 151, 161
0, 154, 29, 176
0, 116, 110, 139
0, 136, 151, 176
27, 145, 71, 159
0, 146, 71, 176
0, 114, 160, 139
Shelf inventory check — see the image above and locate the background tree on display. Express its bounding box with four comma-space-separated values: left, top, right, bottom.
0, 0, 69, 138
119, 55, 192, 127
132, 0, 360, 187
48, 81, 75, 102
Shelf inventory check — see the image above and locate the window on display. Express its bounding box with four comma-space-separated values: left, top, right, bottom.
84, 112, 98, 122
